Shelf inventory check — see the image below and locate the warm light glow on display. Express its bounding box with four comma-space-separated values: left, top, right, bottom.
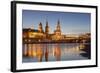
32, 51, 37, 57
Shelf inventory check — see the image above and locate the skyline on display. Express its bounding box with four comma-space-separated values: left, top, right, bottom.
22, 10, 91, 34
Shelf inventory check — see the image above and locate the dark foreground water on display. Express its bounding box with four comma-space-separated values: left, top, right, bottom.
22, 43, 91, 63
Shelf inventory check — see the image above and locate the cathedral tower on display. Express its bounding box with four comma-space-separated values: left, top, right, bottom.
45, 20, 50, 39
54, 20, 61, 35
45, 20, 49, 34
38, 22, 43, 33
56, 20, 61, 32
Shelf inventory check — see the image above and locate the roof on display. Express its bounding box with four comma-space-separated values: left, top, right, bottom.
23, 28, 38, 32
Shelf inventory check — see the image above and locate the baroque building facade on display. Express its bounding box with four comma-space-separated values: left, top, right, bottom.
51, 20, 63, 40
23, 20, 64, 42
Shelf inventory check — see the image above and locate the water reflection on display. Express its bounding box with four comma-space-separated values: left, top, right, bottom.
22, 43, 90, 63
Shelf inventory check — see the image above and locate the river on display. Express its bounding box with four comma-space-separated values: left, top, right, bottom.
22, 43, 90, 63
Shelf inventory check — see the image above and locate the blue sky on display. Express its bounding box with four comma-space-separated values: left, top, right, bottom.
22, 10, 91, 34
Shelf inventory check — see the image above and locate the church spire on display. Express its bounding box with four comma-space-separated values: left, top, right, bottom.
45, 20, 49, 34
38, 22, 43, 32
56, 19, 61, 32
46, 19, 48, 26
57, 19, 60, 25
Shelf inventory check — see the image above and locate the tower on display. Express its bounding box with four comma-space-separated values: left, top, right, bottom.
45, 20, 50, 39
56, 20, 61, 32
45, 20, 49, 34
55, 20, 61, 35
38, 22, 43, 32
53, 19, 62, 40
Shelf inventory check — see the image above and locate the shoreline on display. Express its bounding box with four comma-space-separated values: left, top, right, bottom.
23, 41, 90, 44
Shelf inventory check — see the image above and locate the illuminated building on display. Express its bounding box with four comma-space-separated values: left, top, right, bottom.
54, 20, 61, 35
38, 22, 44, 33
45, 20, 49, 39
51, 20, 64, 40
23, 22, 45, 42
23, 19, 64, 42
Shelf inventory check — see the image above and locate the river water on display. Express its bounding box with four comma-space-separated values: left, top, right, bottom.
22, 43, 90, 63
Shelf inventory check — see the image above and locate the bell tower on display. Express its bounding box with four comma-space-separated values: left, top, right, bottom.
45, 20, 49, 34
45, 20, 50, 39
56, 20, 61, 32
38, 22, 43, 32
55, 19, 61, 35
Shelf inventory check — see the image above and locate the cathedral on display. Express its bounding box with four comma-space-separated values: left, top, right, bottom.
51, 20, 63, 40
23, 20, 64, 42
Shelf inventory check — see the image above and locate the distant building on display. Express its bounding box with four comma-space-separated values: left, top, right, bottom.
23, 20, 64, 42
45, 20, 49, 39
38, 22, 44, 33
51, 20, 64, 40
23, 23, 45, 42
